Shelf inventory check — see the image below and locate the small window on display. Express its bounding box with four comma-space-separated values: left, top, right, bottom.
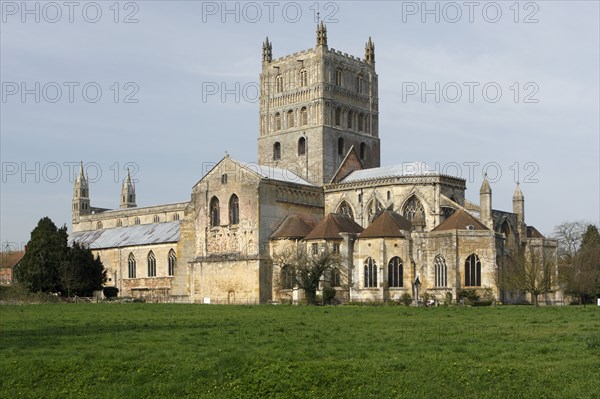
300, 69, 308, 87
335, 108, 342, 126
210, 196, 220, 227
387, 191, 391, 201
134, 217, 140, 225
300, 107, 308, 125
229, 194, 239, 225
168, 249, 176, 276
173, 213, 180, 221
281, 265, 294, 289
153, 215, 160, 223
331, 268, 341, 287
332, 243, 340, 254
347, 111, 354, 129
298, 137, 306, 156
337, 137, 344, 156
221, 174, 228, 184
116, 219, 122, 227
147, 251, 156, 277
360, 142, 366, 160
358, 113, 365, 132
311, 243, 318, 255
356, 75, 364, 93
96, 221, 103, 229
335, 68, 343, 86
275, 74, 283, 93
287, 110, 294, 128
274, 113, 281, 131
273, 142, 281, 160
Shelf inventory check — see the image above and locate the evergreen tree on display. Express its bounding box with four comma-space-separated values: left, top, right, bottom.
560, 224, 600, 304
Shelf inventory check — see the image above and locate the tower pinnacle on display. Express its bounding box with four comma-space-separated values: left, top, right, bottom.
365, 36, 375, 64
316, 21, 327, 47
262, 37, 272, 63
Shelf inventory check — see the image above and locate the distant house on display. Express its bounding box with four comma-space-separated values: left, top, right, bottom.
0, 250, 25, 286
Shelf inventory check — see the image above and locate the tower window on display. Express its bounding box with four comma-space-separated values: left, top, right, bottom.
356, 74, 364, 93
347, 111, 354, 129
210, 196, 220, 227
358, 113, 365, 132
287, 110, 294, 128
274, 112, 281, 131
337, 137, 344, 156
221, 174, 228, 184
300, 69, 307, 87
298, 137, 306, 156
335, 107, 342, 126
273, 142, 281, 160
335, 68, 343, 86
275, 74, 283, 93
229, 194, 239, 225
301, 107, 308, 125
360, 142, 367, 160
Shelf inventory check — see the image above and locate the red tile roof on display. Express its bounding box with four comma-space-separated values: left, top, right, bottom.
431, 209, 489, 232
0, 250, 25, 269
270, 215, 317, 239
303, 213, 363, 240
359, 210, 412, 238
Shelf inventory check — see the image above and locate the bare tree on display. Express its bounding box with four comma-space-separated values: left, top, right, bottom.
498, 246, 557, 306
552, 221, 587, 265
273, 243, 346, 305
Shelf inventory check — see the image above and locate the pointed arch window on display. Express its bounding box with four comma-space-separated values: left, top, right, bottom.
299, 69, 307, 87
96, 221, 103, 229
281, 265, 294, 289
168, 249, 176, 276
403, 196, 426, 229
337, 201, 354, 219
300, 107, 308, 125
331, 268, 341, 287
128, 253, 136, 278
335, 107, 342, 126
364, 257, 377, 288
273, 142, 281, 160
298, 137, 306, 156
229, 194, 239, 225
287, 110, 294, 128
274, 112, 282, 131
465, 254, 481, 287
367, 199, 383, 223
347, 110, 354, 129
358, 113, 365, 132
147, 251, 156, 277
210, 196, 220, 227
360, 142, 367, 160
388, 257, 403, 288
335, 68, 343, 86
337, 137, 345, 156
434, 255, 447, 287
356, 74, 364, 93
275, 74, 283, 93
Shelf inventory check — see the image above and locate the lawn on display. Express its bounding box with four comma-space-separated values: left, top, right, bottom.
0, 304, 598, 398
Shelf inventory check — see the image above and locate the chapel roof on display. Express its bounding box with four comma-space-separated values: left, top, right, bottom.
303, 213, 364, 240
431, 209, 489, 232
339, 162, 438, 183
359, 210, 412, 238
70, 221, 180, 249
270, 215, 317, 239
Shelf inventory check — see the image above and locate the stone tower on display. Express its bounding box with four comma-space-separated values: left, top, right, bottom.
258, 23, 380, 185
72, 162, 90, 222
513, 183, 525, 239
480, 174, 493, 229
120, 169, 137, 209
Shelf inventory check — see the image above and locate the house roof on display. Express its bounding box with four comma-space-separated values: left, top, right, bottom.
270, 215, 317, 239
239, 162, 315, 186
70, 221, 180, 249
0, 250, 25, 269
527, 226, 545, 238
431, 209, 489, 232
303, 213, 364, 240
359, 210, 412, 238
339, 162, 437, 183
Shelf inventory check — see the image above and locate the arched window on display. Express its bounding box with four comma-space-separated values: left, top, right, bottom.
221, 174, 228, 184
172, 213, 180, 221
337, 137, 345, 156
364, 257, 377, 288
274, 112, 281, 131
356, 74, 364, 93
360, 142, 366, 160
335, 107, 342, 126
281, 265, 294, 289
275, 74, 283, 93
153, 215, 160, 223
96, 221, 103, 229
147, 251, 156, 277
331, 268, 341, 287
116, 219, 122, 227
273, 142, 281, 160
337, 200, 354, 219
367, 199, 383, 223
358, 113, 365, 132
387, 191, 391, 201
465, 254, 481, 287
298, 137, 306, 156
134, 217, 140, 225
388, 257, 403, 288
168, 249, 176, 276
210, 196, 220, 227
434, 255, 447, 287
335, 68, 343, 86
347, 110, 354, 129
300, 107, 308, 125
128, 253, 136, 278
287, 110, 294, 128
403, 196, 426, 229
229, 194, 239, 225
299, 69, 307, 87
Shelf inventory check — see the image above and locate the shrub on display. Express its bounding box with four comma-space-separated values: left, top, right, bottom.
444, 292, 453, 306
400, 293, 412, 306
103, 286, 119, 298
322, 286, 337, 305
458, 289, 480, 304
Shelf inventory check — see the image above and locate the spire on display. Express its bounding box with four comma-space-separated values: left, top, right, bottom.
480, 173, 491, 194
72, 161, 90, 222
513, 182, 524, 199
120, 168, 136, 209
262, 37, 272, 63
365, 36, 375, 65
479, 174, 493, 229
316, 21, 327, 47
513, 182, 525, 239
76, 161, 86, 184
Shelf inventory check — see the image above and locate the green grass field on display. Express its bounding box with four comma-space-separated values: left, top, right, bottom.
0, 304, 598, 398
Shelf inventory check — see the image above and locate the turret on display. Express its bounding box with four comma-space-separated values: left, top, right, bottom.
316, 21, 327, 47
72, 162, 90, 222
262, 37, 272, 63
480, 174, 493, 229
513, 183, 525, 239
120, 169, 137, 209
365, 37, 375, 65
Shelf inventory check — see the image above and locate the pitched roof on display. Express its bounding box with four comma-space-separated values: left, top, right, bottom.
339, 162, 437, 183
239, 162, 315, 186
527, 226, 545, 238
303, 213, 363, 240
359, 210, 412, 238
330, 145, 363, 183
0, 251, 25, 269
270, 215, 316, 239
431, 209, 489, 232
70, 221, 180, 249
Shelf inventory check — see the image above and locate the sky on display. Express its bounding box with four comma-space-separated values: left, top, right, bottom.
1, 0, 599, 250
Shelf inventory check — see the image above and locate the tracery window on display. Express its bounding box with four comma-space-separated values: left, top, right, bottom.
128, 253, 136, 278
356, 74, 364, 93
168, 249, 176, 276
335, 68, 343, 86
337, 201, 354, 219
364, 257, 377, 288
388, 257, 403, 288
403, 196, 426, 229
465, 254, 481, 287
434, 255, 447, 287
147, 251, 156, 277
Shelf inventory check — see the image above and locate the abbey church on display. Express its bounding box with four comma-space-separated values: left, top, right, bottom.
71, 24, 559, 304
